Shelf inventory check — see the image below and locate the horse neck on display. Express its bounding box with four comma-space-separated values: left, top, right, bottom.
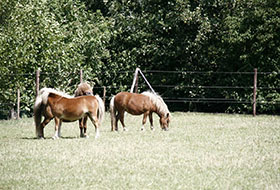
153, 102, 168, 118
142, 91, 169, 117
155, 109, 167, 118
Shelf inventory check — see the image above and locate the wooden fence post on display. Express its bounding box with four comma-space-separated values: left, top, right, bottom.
135, 74, 139, 93
103, 86, 106, 104
17, 89, 20, 119
36, 70, 40, 96
80, 69, 83, 83
253, 68, 257, 116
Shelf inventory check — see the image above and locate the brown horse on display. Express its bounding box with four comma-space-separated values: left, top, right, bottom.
110, 91, 170, 131
74, 82, 93, 137
34, 88, 104, 139
74, 82, 93, 96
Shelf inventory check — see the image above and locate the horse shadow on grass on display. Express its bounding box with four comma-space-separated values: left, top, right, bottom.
21, 136, 79, 140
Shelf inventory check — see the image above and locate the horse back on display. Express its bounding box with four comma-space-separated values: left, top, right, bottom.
48, 93, 98, 114
114, 92, 153, 115
72, 96, 98, 109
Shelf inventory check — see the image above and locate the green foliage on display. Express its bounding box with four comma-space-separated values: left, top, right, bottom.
0, 0, 279, 118
0, 0, 111, 118
101, 0, 280, 114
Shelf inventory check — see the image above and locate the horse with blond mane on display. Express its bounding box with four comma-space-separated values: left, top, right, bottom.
34, 88, 104, 139
110, 91, 170, 131
74, 82, 93, 137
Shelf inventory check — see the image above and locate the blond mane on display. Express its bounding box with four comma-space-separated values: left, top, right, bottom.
141, 91, 170, 116
38, 88, 73, 105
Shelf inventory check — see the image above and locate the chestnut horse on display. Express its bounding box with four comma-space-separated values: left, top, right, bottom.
34, 88, 104, 139
110, 91, 170, 131
74, 82, 93, 137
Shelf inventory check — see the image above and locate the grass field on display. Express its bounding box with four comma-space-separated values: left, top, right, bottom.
0, 112, 280, 189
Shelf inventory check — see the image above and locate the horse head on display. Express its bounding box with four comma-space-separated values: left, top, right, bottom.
75, 82, 93, 97
160, 113, 170, 131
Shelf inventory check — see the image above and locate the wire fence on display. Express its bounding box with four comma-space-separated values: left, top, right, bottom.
1, 69, 280, 118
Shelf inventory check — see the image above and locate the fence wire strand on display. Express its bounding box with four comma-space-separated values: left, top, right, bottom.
1, 70, 280, 118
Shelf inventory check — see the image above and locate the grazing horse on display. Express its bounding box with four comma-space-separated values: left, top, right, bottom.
34, 88, 104, 139
74, 82, 93, 96
74, 82, 93, 137
110, 91, 170, 131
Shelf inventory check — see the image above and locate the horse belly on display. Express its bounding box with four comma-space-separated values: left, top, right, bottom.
61, 109, 85, 121
126, 108, 143, 115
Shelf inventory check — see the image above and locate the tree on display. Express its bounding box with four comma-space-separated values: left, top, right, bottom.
0, 0, 111, 118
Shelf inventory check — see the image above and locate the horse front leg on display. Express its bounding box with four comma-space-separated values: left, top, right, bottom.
149, 112, 154, 131
53, 117, 61, 139
83, 116, 89, 138
141, 112, 149, 131
79, 118, 84, 137
79, 117, 89, 138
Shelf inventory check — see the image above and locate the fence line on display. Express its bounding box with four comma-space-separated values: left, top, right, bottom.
143, 70, 280, 75
1, 70, 280, 76
1, 69, 280, 119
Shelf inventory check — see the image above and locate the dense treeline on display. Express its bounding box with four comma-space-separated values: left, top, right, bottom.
0, 0, 279, 118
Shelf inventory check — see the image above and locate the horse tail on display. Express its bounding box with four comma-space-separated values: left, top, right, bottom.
95, 95, 105, 124
34, 88, 50, 137
110, 96, 116, 131
34, 96, 43, 137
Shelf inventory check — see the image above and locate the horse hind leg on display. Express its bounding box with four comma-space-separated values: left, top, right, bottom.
118, 111, 127, 131
115, 112, 120, 131
38, 117, 52, 139
111, 106, 117, 132
87, 113, 100, 139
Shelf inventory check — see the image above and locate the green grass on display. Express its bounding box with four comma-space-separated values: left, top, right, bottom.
0, 112, 280, 189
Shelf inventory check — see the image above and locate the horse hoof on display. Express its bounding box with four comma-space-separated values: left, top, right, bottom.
52, 136, 59, 140
80, 134, 89, 138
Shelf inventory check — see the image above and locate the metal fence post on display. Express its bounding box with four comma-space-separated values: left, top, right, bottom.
253, 68, 257, 116
130, 68, 139, 93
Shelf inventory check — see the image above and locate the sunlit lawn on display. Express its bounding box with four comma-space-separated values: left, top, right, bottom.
0, 112, 279, 189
